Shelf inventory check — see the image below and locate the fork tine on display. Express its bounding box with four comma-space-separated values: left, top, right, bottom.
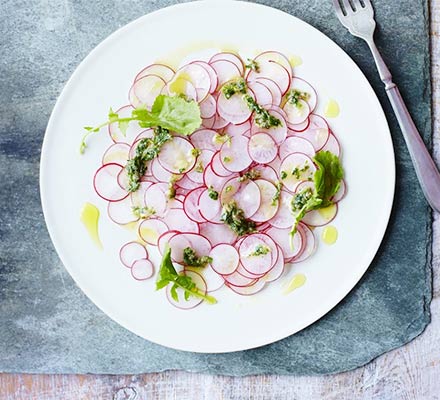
332, 0, 346, 17
351, 0, 364, 9
340, 0, 354, 13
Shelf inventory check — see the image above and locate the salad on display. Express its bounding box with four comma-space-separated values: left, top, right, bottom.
82, 50, 345, 309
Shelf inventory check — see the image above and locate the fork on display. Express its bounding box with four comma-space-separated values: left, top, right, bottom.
333, 0, 440, 212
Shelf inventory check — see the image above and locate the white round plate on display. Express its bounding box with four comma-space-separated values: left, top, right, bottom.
40, 0, 395, 353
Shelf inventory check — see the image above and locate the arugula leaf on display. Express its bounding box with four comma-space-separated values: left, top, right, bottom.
156, 246, 217, 304
80, 95, 201, 153
289, 151, 344, 240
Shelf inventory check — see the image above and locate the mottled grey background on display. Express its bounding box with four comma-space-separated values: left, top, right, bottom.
0, 0, 432, 375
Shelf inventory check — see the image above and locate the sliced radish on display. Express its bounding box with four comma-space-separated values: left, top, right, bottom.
102, 143, 130, 165
289, 77, 318, 112
131, 258, 154, 281
279, 153, 316, 192
252, 164, 278, 182
164, 76, 197, 101
158, 230, 179, 255
209, 244, 240, 275
202, 115, 216, 129
176, 174, 200, 191
279, 136, 315, 160
186, 149, 215, 184
247, 81, 273, 105
163, 208, 200, 233
220, 136, 252, 172
254, 77, 282, 105
150, 158, 173, 183
239, 233, 277, 276
217, 91, 252, 124
177, 63, 212, 102
223, 271, 257, 287
321, 132, 341, 157
108, 105, 145, 144
291, 223, 316, 263
283, 99, 311, 126
251, 179, 279, 222
288, 118, 311, 133
130, 181, 153, 209
298, 114, 330, 151
134, 63, 175, 84
268, 190, 293, 229
210, 59, 242, 88
93, 163, 129, 202
252, 110, 287, 145
191, 61, 218, 94
247, 60, 290, 94
132, 74, 166, 109
199, 94, 216, 119
168, 232, 210, 263
107, 196, 138, 225
197, 265, 224, 292
198, 188, 222, 223
210, 52, 244, 75
144, 183, 168, 217
220, 178, 261, 218
228, 279, 266, 295
263, 246, 285, 282
199, 222, 238, 246
248, 132, 278, 163
302, 203, 338, 227
119, 241, 148, 268
203, 163, 232, 192
166, 270, 206, 309
266, 226, 303, 260
158, 137, 196, 174
211, 113, 230, 130
211, 151, 233, 177
138, 218, 169, 246
225, 121, 251, 138
190, 128, 218, 151
254, 51, 293, 79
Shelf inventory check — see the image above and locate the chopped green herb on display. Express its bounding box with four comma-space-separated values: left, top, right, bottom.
183, 247, 213, 268
225, 185, 233, 193
272, 181, 282, 206
208, 186, 219, 200
243, 95, 281, 129
222, 78, 247, 99
238, 169, 261, 182
289, 151, 344, 241
167, 174, 179, 199
194, 160, 204, 173
191, 148, 201, 157
280, 171, 288, 180
156, 246, 217, 304
292, 163, 309, 179
223, 156, 232, 163
245, 58, 260, 72
213, 133, 232, 146
80, 94, 201, 153
220, 201, 257, 236
125, 127, 172, 192
249, 244, 270, 257
132, 205, 156, 219
286, 89, 310, 108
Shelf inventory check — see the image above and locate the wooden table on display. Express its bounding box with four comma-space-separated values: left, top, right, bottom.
1, 1, 439, 398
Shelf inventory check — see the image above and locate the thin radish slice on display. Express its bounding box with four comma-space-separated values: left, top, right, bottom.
198, 189, 222, 223
269, 190, 294, 229
247, 60, 290, 94
119, 241, 148, 268
108, 105, 145, 144
299, 114, 330, 151
164, 76, 198, 101
283, 99, 311, 126
138, 218, 169, 246
252, 110, 287, 145
202, 115, 216, 129
190, 129, 218, 151
239, 233, 278, 275
150, 157, 173, 183
102, 143, 130, 165
223, 271, 257, 287
251, 179, 280, 222
134, 63, 175, 84
197, 265, 224, 292
280, 153, 316, 192
255, 77, 282, 106
130, 181, 153, 208
211, 113, 230, 130
133, 129, 154, 143
291, 223, 316, 263
93, 163, 129, 202
186, 149, 215, 184
199, 222, 238, 246
220, 178, 261, 218
266, 226, 303, 260
220, 136, 252, 172
175, 63, 212, 102
209, 244, 240, 275
294, 180, 315, 194
248, 132, 278, 163
254, 51, 293, 79
217, 91, 252, 124
225, 121, 251, 138
132, 74, 166, 109
228, 279, 266, 296
268, 155, 282, 172
158, 230, 179, 255
236, 262, 266, 279
199, 94, 217, 118
288, 118, 311, 133
332, 180, 346, 202
210, 59, 242, 88
279, 136, 315, 160
263, 246, 285, 282
168, 232, 210, 263
252, 164, 278, 182
289, 77, 318, 112
144, 183, 168, 217
131, 258, 154, 281
203, 163, 232, 192
108, 196, 138, 225
176, 174, 199, 191
166, 270, 206, 309
247, 81, 273, 105
163, 208, 199, 233
321, 132, 341, 157
191, 61, 218, 93
302, 203, 338, 227
210, 52, 244, 75
158, 137, 196, 174
211, 151, 233, 177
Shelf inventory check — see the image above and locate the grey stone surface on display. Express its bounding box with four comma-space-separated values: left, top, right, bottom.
0, 0, 432, 375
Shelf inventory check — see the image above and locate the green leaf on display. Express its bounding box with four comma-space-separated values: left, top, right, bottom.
118, 120, 130, 136
170, 283, 179, 302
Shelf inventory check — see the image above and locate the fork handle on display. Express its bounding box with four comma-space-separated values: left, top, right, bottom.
368, 42, 440, 212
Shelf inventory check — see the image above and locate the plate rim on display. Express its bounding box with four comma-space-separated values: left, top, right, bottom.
40, 0, 396, 353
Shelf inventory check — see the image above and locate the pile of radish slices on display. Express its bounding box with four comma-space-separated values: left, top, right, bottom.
92, 50, 345, 309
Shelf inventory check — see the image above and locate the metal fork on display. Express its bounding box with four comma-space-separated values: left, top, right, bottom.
333, 0, 440, 212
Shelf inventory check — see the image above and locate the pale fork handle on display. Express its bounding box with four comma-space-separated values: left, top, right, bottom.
368, 41, 440, 212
